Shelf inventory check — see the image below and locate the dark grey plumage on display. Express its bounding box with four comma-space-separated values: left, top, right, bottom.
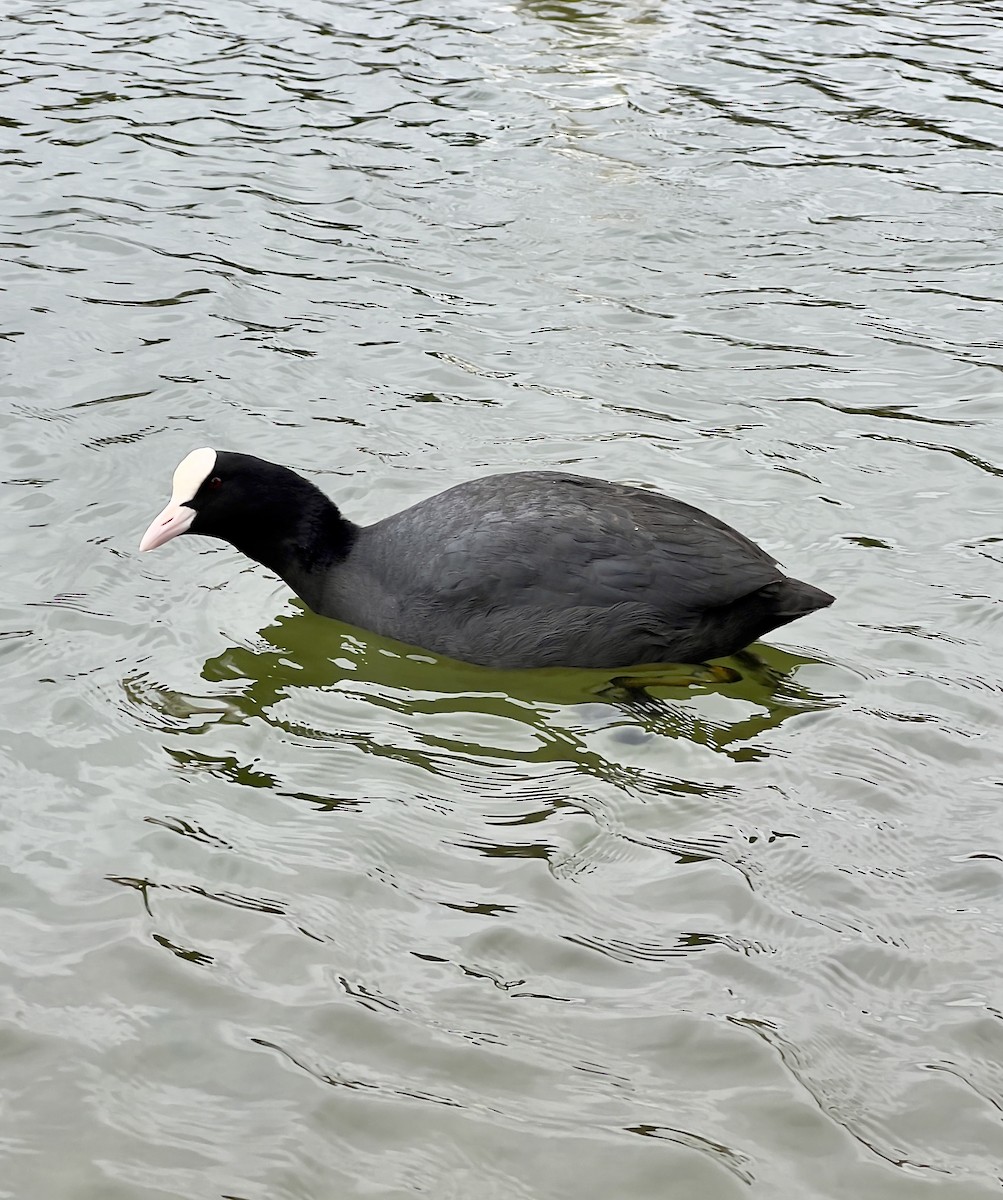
145, 453, 834, 669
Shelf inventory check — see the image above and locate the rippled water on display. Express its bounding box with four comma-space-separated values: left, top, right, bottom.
3, 0, 1003, 1195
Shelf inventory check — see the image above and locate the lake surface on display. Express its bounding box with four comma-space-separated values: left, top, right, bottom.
3, 0, 1002, 1196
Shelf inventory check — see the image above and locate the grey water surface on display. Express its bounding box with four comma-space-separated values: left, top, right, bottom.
2, 0, 1002, 1196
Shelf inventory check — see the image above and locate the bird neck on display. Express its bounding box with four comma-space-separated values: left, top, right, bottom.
229, 490, 358, 614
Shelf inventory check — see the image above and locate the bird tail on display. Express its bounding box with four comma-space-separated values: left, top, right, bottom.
767, 577, 835, 619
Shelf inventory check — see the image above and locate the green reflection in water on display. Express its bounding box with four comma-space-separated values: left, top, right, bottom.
210, 600, 828, 714
153, 603, 836, 771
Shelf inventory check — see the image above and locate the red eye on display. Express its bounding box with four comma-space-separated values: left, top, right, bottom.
208, 477, 222, 490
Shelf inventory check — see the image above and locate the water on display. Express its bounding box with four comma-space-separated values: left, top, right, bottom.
2, 0, 1002, 1196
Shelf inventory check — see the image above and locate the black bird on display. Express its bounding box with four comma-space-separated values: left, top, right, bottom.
140, 448, 833, 669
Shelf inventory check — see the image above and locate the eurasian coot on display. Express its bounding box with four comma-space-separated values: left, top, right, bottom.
140, 448, 833, 669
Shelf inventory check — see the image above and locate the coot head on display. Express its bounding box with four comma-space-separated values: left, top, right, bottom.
139, 447, 333, 555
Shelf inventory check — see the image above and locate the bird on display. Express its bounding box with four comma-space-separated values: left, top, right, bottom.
139, 447, 833, 670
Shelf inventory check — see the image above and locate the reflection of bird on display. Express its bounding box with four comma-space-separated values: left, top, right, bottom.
140, 448, 834, 670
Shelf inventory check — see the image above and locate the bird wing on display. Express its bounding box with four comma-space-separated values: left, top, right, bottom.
369, 472, 781, 617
